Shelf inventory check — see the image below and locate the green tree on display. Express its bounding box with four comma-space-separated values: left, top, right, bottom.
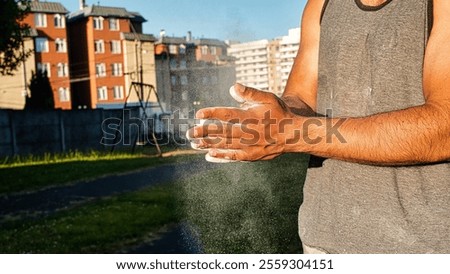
25, 71, 54, 109
0, 0, 31, 76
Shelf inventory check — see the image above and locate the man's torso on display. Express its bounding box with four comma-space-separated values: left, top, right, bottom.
299, 0, 450, 254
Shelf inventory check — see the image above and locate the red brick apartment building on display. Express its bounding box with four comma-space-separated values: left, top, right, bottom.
22, 0, 72, 109
194, 38, 230, 64
67, 3, 155, 109
154, 34, 236, 120
193, 38, 236, 108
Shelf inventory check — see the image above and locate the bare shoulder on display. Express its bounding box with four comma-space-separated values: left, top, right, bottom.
422, 0, 450, 103
303, 0, 327, 23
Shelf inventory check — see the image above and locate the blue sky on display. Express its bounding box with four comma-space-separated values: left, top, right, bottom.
60, 0, 307, 42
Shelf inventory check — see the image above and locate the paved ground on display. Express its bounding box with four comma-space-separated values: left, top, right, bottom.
0, 158, 217, 254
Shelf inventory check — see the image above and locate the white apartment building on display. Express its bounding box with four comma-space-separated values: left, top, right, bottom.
228, 40, 270, 91
229, 28, 300, 97
279, 28, 301, 90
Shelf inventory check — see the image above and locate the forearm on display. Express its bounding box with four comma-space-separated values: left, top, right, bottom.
281, 95, 319, 117
289, 103, 450, 165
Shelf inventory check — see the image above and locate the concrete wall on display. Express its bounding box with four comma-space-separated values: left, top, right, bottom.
0, 108, 141, 157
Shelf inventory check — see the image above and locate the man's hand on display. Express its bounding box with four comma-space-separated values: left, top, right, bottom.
187, 83, 301, 162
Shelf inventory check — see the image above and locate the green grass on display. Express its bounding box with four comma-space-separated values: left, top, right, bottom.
176, 153, 310, 254
0, 185, 179, 253
0, 150, 141, 168
0, 150, 198, 195
0, 151, 310, 254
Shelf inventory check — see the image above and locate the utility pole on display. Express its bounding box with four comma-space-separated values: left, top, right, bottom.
129, 23, 162, 156
139, 41, 144, 100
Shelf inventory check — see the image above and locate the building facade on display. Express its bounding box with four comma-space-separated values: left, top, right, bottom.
22, 0, 71, 109
121, 33, 158, 108
0, 34, 37, 110
194, 38, 229, 64
154, 34, 236, 139
278, 28, 300, 92
268, 39, 283, 97
155, 35, 236, 113
193, 38, 236, 108
229, 28, 300, 97
67, 4, 157, 110
229, 40, 271, 92
155, 36, 196, 119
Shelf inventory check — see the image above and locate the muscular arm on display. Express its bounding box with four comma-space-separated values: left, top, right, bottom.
281, 0, 323, 116
285, 0, 450, 165
191, 0, 450, 165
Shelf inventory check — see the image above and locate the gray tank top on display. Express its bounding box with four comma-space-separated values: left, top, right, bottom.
299, 0, 450, 253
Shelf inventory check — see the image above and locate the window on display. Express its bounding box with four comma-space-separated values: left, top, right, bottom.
55, 38, 67, 53
35, 38, 49, 52
109, 18, 119, 30
169, 45, 177, 54
181, 108, 189, 119
54, 14, 65, 28
179, 44, 186, 54
94, 40, 105, 53
35, 13, 47, 27
111, 63, 122, 77
113, 86, 124, 99
181, 90, 188, 101
57, 63, 68, 77
201, 46, 208, 55
210, 47, 217, 55
170, 59, 177, 69
180, 75, 188, 86
171, 75, 177, 86
58, 87, 70, 102
97, 86, 108, 100
93, 17, 104, 30
95, 63, 106, 77
37, 63, 51, 77
179, 59, 186, 69
110, 40, 121, 54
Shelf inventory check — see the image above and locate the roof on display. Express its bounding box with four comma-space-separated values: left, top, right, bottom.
29, 1, 69, 14
121, 33, 156, 42
128, 12, 146, 23
194, 39, 228, 48
87, 6, 132, 18
68, 5, 147, 23
158, 36, 194, 46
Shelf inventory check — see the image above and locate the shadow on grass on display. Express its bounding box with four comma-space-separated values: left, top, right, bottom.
176, 153, 309, 254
